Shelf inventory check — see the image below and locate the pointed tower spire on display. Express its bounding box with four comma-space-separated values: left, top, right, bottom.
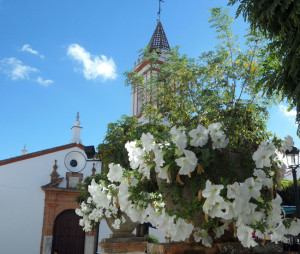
131, 20, 171, 118
148, 21, 170, 52
70, 112, 83, 144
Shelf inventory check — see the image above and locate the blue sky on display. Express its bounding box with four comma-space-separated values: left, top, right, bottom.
0, 0, 298, 160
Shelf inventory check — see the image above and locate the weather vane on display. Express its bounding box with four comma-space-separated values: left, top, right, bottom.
158, 0, 164, 21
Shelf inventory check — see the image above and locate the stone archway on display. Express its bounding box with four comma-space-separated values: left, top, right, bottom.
40, 187, 96, 254
51, 209, 85, 254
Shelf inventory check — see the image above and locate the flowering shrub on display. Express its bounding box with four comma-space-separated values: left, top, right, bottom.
76, 7, 300, 248
75, 171, 126, 232
76, 122, 300, 248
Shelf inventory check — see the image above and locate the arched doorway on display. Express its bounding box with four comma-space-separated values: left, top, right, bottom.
51, 209, 85, 254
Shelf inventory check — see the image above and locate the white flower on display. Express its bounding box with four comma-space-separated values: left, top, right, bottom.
252, 141, 276, 168
125, 204, 143, 223
88, 208, 103, 221
104, 210, 112, 218
170, 218, 194, 242
155, 164, 170, 182
253, 169, 273, 188
141, 205, 157, 224
272, 222, 288, 244
155, 211, 175, 232
118, 183, 131, 212
141, 132, 155, 152
232, 197, 245, 219
194, 229, 213, 247
208, 123, 223, 136
207, 123, 229, 149
88, 179, 100, 197
189, 124, 209, 147
210, 200, 235, 220
175, 149, 197, 175
286, 220, 300, 235
227, 182, 241, 199
75, 208, 83, 216
80, 217, 92, 232
125, 141, 137, 158
237, 224, 257, 248
193, 230, 201, 242
252, 149, 271, 168
267, 194, 283, 227
240, 177, 262, 200
237, 203, 264, 226
208, 198, 225, 218
202, 180, 224, 205
138, 162, 152, 179
170, 126, 187, 153
214, 222, 227, 238
129, 147, 144, 169
211, 134, 229, 149
79, 202, 92, 214
153, 144, 165, 167
87, 197, 93, 204
107, 163, 124, 183
89, 185, 111, 209
281, 135, 294, 152
112, 218, 121, 229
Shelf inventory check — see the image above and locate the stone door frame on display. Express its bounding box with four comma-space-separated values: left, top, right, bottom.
40, 187, 96, 254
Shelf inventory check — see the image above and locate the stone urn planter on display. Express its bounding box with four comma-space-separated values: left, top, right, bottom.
101, 212, 147, 254
105, 212, 139, 238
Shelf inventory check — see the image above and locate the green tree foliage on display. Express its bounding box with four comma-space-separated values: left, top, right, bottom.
97, 115, 168, 174
278, 179, 300, 206
228, 0, 300, 134
125, 8, 275, 151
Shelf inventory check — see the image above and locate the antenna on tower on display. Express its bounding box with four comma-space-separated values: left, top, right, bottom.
158, 0, 164, 21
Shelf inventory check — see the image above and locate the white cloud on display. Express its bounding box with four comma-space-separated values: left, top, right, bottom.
0, 57, 38, 80
67, 44, 117, 81
21, 44, 44, 59
279, 104, 297, 117
0, 57, 53, 86
36, 77, 53, 86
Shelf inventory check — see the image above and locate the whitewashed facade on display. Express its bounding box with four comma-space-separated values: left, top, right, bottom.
0, 114, 108, 254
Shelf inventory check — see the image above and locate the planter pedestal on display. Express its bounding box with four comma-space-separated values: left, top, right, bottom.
101, 213, 146, 253
99, 237, 148, 254
147, 241, 283, 254
147, 242, 220, 254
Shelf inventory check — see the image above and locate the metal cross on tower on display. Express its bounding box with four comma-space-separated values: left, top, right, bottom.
158, 0, 164, 21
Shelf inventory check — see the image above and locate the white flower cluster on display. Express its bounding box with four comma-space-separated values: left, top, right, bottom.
116, 177, 194, 242
207, 123, 229, 149
200, 173, 276, 248
197, 137, 300, 248
76, 202, 93, 232
75, 177, 124, 231
124, 123, 229, 181
171, 123, 229, 152
77, 125, 299, 248
125, 133, 168, 181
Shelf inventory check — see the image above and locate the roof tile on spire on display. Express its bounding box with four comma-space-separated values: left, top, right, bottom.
148, 21, 170, 52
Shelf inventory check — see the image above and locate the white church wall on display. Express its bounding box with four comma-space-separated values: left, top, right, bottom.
97, 220, 111, 254
284, 168, 299, 181
0, 146, 101, 254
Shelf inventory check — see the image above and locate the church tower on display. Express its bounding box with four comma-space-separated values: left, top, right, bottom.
131, 21, 170, 118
